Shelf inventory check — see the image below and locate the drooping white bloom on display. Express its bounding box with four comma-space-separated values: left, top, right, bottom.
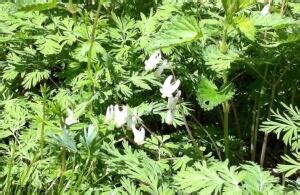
145, 50, 161, 71
167, 90, 181, 110
88, 124, 95, 132
261, 4, 270, 16
127, 111, 138, 129
132, 126, 145, 145
114, 105, 128, 128
65, 108, 78, 126
105, 105, 114, 123
160, 75, 180, 98
86, 124, 97, 141
165, 109, 174, 125
154, 60, 168, 77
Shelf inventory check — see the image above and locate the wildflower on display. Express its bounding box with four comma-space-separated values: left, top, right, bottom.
88, 124, 95, 132
105, 105, 114, 123
132, 126, 145, 145
261, 4, 270, 16
85, 124, 97, 144
65, 108, 78, 126
165, 109, 174, 125
160, 75, 180, 98
168, 90, 181, 110
114, 105, 128, 128
154, 60, 168, 77
127, 111, 138, 129
145, 50, 161, 71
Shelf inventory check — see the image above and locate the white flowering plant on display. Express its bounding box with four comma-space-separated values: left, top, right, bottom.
0, 0, 299, 194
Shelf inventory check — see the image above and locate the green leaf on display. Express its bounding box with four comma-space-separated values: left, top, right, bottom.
120, 177, 142, 195
22, 70, 50, 89
234, 16, 256, 40
17, 0, 57, 12
129, 72, 160, 90
251, 13, 296, 29
52, 128, 78, 153
203, 45, 239, 73
147, 16, 202, 50
196, 77, 235, 111
278, 153, 300, 177
35, 36, 62, 56
240, 162, 279, 193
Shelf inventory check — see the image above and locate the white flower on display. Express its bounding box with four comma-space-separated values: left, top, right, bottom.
145, 50, 161, 71
165, 109, 174, 125
154, 60, 168, 77
114, 105, 128, 128
88, 124, 95, 130
105, 105, 114, 123
86, 124, 96, 140
160, 75, 180, 98
127, 112, 138, 129
261, 4, 270, 16
65, 108, 78, 126
132, 126, 145, 145
167, 90, 181, 110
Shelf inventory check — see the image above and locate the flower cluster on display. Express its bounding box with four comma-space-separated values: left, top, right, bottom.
105, 105, 145, 145
145, 50, 181, 124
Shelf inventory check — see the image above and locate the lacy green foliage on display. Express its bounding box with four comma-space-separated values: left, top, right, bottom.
0, 0, 300, 194
175, 160, 283, 194
196, 77, 234, 111
260, 104, 300, 150
278, 153, 300, 177
260, 104, 300, 178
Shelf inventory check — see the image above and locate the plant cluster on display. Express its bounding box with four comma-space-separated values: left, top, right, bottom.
0, 0, 299, 194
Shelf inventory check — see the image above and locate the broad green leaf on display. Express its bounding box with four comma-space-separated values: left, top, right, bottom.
147, 16, 202, 50
251, 13, 296, 29
234, 16, 256, 40
196, 77, 235, 111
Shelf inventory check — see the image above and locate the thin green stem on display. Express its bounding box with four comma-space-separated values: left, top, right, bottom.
87, 0, 102, 75
5, 143, 15, 195
220, 20, 231, 160
251, 64, 269, 161
190, 115, 222, 160
223, 101, 230, 160
58, 149, 66, 194
280, 0, 288, 15
260, 82, 276, 166
183, 115, 203, 158
231, 100, 241, 139
251, 96, 258, 161
260, 62, 291, 166
40, 85, 47, 159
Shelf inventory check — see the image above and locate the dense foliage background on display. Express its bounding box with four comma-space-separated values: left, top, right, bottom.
0, 0, 299, 194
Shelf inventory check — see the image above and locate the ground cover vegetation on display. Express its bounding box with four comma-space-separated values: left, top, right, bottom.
0, 0, 300, 194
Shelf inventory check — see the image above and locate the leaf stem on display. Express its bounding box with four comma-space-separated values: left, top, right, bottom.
58, 149, 66, 194
223, 100, 230, 160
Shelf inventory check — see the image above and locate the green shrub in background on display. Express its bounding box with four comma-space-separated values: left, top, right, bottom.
0, 0, 299, 194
